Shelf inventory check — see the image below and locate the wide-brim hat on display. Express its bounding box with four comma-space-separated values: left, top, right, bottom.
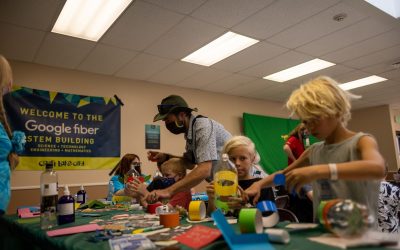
153, 95, 198, 122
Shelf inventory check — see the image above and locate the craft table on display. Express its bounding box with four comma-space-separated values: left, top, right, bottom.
0, 209, 393, 250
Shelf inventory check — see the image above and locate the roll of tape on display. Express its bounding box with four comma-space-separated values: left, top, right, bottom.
273, 174, 286, 186
262, 211, 279, 228
238, 208, 263, 234
256, 200, 279, 227
159, 212, 180, 228
188, 201, 206, 221
265, 228, 290, 244
256, 201, 277, 213
147, 203, 162, 214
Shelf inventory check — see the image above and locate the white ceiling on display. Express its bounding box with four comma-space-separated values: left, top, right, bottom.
1, 0, 399, 109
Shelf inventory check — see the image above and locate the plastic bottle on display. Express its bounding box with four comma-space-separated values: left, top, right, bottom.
213, 153, 238, 214
318, 199, 373, 238
40, 162, 58, 230
76, 185, 87, 204
57, 185, 75, 225
107, 180, 114, 201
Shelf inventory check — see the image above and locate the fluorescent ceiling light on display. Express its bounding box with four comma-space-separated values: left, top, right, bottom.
263, 59, 335, 82
52, 0, 133, 41
339, 75, 387, 90
181, 31, 259, 67
365, 0, 400, 18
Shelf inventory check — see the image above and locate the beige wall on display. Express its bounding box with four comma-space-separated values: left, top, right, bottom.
7, 61, 290, 213
348, 105, 399, 171
390, 108, 400, 168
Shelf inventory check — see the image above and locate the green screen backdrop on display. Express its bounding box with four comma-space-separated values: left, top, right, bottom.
243, 112, 317, 174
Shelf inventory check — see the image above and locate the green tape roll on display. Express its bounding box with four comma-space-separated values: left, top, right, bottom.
318, 201, 327, 225
238, 208, 263, 234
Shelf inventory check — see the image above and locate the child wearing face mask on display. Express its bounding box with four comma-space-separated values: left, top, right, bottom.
129, 158, 192, 210
108, 153, 142, 197
206, 136, 275, 215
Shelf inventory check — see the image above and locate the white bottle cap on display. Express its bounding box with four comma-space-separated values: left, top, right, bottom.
80, 185, 84, 190
64, 185, 70, 196
222, 153, 229, 161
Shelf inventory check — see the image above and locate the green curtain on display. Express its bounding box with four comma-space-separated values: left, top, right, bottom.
243, 112, 318, 174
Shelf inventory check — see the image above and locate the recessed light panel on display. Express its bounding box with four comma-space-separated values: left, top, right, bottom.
263, 59, 335, 82
339, 75, 387, 90
181, 31, 259, 67
52, 0, 133, 41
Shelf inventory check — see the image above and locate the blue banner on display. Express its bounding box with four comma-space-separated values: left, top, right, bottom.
3, 86, 121, 170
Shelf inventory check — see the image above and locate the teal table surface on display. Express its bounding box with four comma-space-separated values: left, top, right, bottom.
0, 209, 392, 250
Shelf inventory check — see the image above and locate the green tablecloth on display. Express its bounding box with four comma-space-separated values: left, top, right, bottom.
0, 209, 391, 250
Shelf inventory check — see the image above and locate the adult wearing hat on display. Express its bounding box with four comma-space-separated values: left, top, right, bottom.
141, 95, 232, 202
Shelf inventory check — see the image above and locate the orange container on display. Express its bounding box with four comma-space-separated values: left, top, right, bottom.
159, 212, 180, 228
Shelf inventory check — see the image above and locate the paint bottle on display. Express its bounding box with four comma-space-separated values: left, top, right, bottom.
76, 185, 87, 204
57, 185, 75, 225
40, 161, 58, 230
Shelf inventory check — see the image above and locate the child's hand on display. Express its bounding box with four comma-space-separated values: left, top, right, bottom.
227, 185, 248, 209
285, 166, 316, 194
244, 181, 262, 205
129, 177, 148, 196
206, 181, 215, 200
124, 182, 139, 197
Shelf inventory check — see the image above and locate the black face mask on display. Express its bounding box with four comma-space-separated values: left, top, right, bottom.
166, 120, 186, 134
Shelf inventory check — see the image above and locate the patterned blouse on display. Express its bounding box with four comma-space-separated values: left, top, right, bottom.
378, 181, 400, 233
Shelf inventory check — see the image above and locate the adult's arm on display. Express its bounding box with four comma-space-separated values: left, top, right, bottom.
146, 161, 211, 201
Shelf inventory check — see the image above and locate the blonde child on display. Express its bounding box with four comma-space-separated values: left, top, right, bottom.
128, 158, 192, 210
0, 55, 25, 215
245, 76, 385, 221
207, 136, 275, 215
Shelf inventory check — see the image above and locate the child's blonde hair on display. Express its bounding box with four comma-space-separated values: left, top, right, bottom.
286, 76, 359, 126
161, 158, 187, 177
0, 55, 13, 138
222, 135, 260, 164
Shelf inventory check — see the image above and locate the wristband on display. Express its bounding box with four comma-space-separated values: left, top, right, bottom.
328, 163, 338, 180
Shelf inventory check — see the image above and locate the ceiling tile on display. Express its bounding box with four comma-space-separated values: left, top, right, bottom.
333, 69, 371, 83
225, 79, 272, 96
175, 68, 231, 89
78, 44, 138, 75
201, 73, 257, 93
212, 41, 288, 72
267, 2, 366, 49
240, 50, 313, 78
322, 28, 400, 63
145, 17, 225, 60
297, 17, 395, 56
343, 44, 400, 70
34, 33, 96, 69
191, 0, 274, 28
0, 23, 45, 61
101, 1, 184, 51
148, 61, 204, 85
362, 62, 400, 75
115, 53, 173, 80
142, 0, 206, 14
379, 69, 400, 81
233, 0, 340, 39
0, 0, 63, 30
